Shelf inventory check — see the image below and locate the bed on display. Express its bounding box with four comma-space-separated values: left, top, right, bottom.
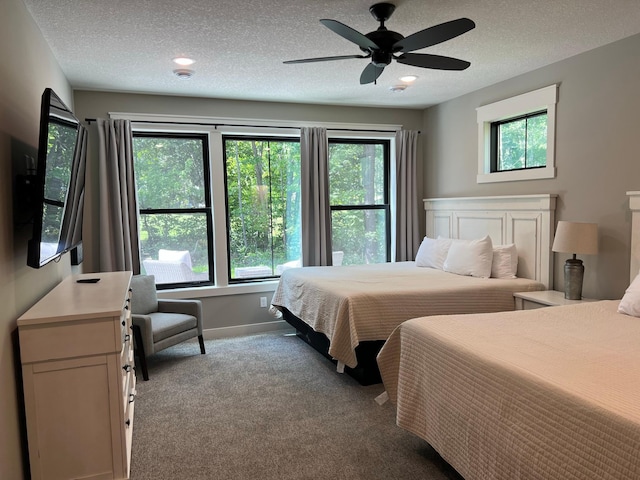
376, 191, 640, 479
271, 194, 556, 384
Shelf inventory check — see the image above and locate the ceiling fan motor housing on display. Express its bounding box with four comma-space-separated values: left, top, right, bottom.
364, 28, 404, 66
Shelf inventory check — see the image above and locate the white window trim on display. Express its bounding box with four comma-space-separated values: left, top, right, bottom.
476, 84, 558, 184
122, 113, 400, 292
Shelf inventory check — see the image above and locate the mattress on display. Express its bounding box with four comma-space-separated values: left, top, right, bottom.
270, 261, 544, 368
377, 300, 640, 480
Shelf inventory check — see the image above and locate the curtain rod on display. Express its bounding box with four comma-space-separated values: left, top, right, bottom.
84, 118, 419, 133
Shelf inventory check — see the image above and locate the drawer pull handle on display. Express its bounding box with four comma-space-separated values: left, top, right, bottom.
129, 393, 135, 404
124, 305, 129, 310
124, 334, 131, 342
123, 364, 132, 372
125, 419, 131, 427
121, 320, 126, 326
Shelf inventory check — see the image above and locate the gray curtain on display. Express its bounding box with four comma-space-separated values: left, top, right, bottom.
96, 119, 140, 273
300, 127, 332, 266
59, 124, 87, 248
395, 130, 420, 261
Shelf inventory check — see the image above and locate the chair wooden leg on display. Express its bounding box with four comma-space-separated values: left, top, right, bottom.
131, 324, 149, 381
198, 335, 206, 354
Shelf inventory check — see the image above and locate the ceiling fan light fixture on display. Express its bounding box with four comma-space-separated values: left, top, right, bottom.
389, 84, 407, 93
173, 69, 195, 79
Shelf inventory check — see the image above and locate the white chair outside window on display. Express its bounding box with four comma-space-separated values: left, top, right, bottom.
142, 249, 208, 284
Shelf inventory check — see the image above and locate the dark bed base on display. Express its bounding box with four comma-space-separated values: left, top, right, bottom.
281, 308, 385, 386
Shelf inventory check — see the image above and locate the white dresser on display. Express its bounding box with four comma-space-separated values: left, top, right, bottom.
18, 271, 135, 480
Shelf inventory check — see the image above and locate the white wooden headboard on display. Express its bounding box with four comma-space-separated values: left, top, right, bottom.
423, 194, 557, 289
628, 191, 640, 283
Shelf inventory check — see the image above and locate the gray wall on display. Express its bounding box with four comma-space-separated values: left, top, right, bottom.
72, 91, 425, 334
422, 33, 640, 300
1, 0, 76, 478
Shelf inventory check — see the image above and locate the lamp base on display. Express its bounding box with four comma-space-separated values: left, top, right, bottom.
563, 258, 584, 300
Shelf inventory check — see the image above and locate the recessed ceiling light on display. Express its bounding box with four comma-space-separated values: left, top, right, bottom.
173, 69, 195, 79
400, 75, 418, 83
173, 57, 195, 66
389, 85, 407, 93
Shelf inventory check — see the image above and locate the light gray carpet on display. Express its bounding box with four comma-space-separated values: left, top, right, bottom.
130, 332, 463, 480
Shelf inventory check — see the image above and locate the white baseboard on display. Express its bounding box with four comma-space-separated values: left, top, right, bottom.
202, 320, 294, 340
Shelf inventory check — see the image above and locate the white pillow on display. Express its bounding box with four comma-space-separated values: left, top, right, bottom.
443, 235, 494, 278
491, 244, 518, 278
618, 272, 640, 317
415, 236, 452, 270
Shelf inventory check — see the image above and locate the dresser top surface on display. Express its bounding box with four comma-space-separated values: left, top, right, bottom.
18, 272, 132, 326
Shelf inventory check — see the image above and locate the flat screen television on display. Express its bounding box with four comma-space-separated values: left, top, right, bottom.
27, 88, 87, 268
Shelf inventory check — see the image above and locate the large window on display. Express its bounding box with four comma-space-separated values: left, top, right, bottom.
133, 133, 213, 288
328, 140, 390, 265
125, 117, 396, 288
224, 136, 301, 281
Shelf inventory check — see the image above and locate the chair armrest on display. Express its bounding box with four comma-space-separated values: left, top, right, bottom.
158, 299, 203, 335
131, 314, 155, 356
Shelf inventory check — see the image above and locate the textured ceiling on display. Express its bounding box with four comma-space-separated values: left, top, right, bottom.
23, 0, 640, 109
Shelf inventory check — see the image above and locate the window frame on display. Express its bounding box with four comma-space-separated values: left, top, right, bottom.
476, 84, 557, 183
222, 134, 301, 283
132, 131, 215, 289
328, 138, 392, 264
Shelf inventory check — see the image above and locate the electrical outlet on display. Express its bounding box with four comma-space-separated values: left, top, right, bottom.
260, 296, 268, 308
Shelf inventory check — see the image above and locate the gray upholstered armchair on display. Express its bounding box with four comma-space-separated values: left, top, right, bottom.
130, 275, 205, 380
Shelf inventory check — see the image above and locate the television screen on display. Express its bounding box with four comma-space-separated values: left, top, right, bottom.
27, 88, 87, 268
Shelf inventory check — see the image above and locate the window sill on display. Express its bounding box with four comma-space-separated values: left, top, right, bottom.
158, 280, 280, 300
477, 166, 556, 184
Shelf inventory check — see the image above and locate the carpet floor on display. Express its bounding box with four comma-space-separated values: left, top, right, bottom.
130, 332, 463, 480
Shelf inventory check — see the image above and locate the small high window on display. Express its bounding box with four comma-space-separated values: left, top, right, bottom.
477, 85, 557, 183
491, 110, 547, 172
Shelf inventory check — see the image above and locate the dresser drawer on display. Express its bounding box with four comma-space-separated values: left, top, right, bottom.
20, 319, 117, 363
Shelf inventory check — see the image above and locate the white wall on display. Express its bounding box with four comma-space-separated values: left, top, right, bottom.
0, 0, 75, 478
422, 33, 640, 300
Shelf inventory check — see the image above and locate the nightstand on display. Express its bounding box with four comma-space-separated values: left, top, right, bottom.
514, 290, 597, 310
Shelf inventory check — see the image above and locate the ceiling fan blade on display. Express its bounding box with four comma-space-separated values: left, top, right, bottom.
320, 19, 380, 51
360, 63, 385, 84
284, 54, 369, 64
394, 18, 475, 53
396, 53, 470, 70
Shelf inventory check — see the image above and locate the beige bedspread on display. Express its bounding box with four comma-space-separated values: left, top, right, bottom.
270, 262, 544, 368
377, 300, 640, 480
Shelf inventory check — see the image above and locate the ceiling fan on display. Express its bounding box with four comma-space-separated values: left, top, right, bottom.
284, 2, 475, 85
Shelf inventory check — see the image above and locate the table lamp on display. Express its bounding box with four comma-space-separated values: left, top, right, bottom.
551, 221, 598, 300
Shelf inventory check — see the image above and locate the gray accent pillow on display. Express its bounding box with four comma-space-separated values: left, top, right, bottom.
130, 275, 158, 315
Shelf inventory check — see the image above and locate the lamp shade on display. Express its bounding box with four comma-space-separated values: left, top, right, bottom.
551, 221, 598, 255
